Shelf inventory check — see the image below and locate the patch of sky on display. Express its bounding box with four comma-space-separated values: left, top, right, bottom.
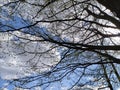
0, 6, 119, 90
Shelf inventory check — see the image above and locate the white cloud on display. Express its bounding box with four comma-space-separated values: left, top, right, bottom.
2, 88, 8, 90
0, 37, 60, 79
117, 88, 120, 90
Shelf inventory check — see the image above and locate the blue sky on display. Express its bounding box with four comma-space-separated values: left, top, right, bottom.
0, 5, 119, 90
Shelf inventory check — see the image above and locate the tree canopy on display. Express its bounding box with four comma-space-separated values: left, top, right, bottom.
0, 0, 120, 90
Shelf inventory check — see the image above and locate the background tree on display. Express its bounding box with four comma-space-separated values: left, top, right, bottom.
0, 0, 120, 90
